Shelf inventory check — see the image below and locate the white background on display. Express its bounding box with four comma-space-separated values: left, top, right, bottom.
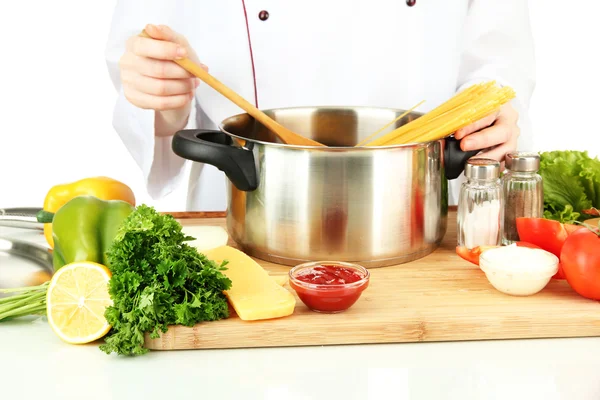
0, 0, 598, 211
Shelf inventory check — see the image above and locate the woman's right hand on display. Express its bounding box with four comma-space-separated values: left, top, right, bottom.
119, 24, 207, 136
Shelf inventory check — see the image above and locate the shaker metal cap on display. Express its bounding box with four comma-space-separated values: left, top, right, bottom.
505, 152, 540, 172
464, 158, 500, 180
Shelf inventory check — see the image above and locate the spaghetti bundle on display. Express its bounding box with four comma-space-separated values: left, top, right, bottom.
360, 81, 516, 147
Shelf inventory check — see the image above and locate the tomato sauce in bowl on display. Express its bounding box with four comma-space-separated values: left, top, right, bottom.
288, 261, 370, 313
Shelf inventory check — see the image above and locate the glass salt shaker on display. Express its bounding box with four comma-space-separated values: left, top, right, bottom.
457, 158, 503, 249
501, 152, 544, 245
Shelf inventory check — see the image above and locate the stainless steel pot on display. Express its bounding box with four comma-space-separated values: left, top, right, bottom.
172, 106, 478, 267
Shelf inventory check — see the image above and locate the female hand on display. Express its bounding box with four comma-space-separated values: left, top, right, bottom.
454, 103, 520, 163
118, 24, 207, 136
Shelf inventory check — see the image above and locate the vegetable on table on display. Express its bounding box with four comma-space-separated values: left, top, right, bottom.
456, 241, 540, 266
456, 245, 497, 266
2, 201, 234, 353
1, 195, 134, 323
46, 261, 113, 344
559, 223, 600, 300
515, 217, 582, 279
41, 176, 136, 248
99, 205, 232, 357
538, 150, 600, 223
1, 260, 113, 345
0, 283, 48, 322
39, 196, 135, 270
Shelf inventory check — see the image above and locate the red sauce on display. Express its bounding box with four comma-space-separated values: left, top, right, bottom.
289, 263, 369, 313
294, 264, 364, 285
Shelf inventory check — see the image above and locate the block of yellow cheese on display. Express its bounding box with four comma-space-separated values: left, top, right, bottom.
270, 274, 288, 287
203, 246, 296, 321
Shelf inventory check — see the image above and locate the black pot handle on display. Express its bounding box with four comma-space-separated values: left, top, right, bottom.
172, 129, 258, 191
444, 136, 481, 180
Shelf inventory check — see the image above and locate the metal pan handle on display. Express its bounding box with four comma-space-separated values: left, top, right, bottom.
0, 207, 43, 230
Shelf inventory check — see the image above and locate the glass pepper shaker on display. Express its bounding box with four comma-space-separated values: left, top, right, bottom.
501, 152, 544, 245
457, 158, 503, 250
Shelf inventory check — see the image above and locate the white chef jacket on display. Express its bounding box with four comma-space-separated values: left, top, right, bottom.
105, 0, 536, 211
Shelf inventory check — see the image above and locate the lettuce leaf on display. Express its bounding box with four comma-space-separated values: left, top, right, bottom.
579, 156, 600, 209
539, 150, 600, 223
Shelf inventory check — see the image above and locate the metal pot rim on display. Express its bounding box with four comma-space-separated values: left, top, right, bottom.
217, 105, 440, 151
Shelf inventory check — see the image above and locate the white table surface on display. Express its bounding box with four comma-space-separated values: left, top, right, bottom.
2, 225, 600, 400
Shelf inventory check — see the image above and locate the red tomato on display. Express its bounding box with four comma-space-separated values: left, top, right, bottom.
560, 227, 600, 300
516, 217, 569, 257
456, 242, 540, 266
456, 246, 495, 265
515, 218, 584, 279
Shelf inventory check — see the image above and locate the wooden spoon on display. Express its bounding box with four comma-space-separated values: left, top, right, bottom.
139, 30, 325, 147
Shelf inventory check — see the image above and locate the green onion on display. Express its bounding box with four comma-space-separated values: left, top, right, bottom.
0, 282, 49, 321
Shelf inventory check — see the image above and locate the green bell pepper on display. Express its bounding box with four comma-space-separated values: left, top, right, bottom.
40, 195, 135, 270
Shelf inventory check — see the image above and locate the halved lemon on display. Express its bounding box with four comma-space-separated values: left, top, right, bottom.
46, 261, 113, 344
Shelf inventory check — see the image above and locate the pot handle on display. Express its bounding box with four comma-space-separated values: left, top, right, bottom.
443, 136, 481, 180
172, 129, 258, 191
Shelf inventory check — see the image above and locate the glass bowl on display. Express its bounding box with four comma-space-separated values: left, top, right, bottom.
288, 261, 370, 313
479, 246, 559, 296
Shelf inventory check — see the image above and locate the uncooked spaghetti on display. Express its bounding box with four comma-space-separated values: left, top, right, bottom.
359, 81, 516, 147
355, 100, 425, 147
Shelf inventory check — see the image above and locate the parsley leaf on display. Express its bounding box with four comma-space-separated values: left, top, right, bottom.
99, 205, 231, 356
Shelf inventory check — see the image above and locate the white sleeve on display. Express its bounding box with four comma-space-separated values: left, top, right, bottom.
449, 0, 536, 206
110, 89, 199, 199
105, 0, 199, 200
456, 0, 537, 150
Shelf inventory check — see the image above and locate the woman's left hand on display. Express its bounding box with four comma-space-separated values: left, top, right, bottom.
454, 103, 520, 163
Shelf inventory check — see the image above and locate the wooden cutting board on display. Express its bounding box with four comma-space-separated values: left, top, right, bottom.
144, 210, 600, 350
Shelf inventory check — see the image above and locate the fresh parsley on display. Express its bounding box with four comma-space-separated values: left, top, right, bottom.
99, 205, 232, 356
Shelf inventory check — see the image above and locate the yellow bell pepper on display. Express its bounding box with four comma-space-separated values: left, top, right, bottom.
42, 177, 136, 248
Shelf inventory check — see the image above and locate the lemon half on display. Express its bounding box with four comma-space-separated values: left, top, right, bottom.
46, 261, 113, 344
